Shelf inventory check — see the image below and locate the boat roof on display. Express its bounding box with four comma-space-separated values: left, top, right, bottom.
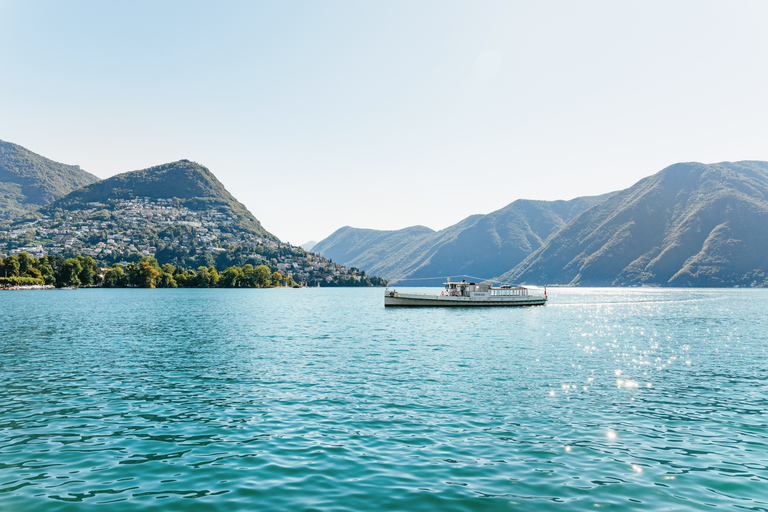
442, 280, 541, 290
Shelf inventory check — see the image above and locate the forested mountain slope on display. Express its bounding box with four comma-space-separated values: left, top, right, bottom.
3, 160, 278, 270
2, 158, 385, 286
0, 139, 99, 221
49, 159, 273, 237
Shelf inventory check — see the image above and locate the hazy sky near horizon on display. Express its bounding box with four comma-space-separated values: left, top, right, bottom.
2, 1, 768, 245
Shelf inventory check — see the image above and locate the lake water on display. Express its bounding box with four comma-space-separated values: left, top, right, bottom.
1, 287, 767, 511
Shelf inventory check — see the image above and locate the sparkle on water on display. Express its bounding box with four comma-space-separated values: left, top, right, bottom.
1, 287, 767, 511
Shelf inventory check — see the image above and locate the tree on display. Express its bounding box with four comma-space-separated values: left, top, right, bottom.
176, 269, 196, 287
254, 264, 271, 287
26, 267, 43, 280
272, 271, 283, 287
196, 266, 212, 288
208, 266, 220, 287
242, 264, 256, 287
138, 260, 160, 288
46, 255, 64, 280
17, 252, 35, 276
103, 265, 125, 288
141, 256, 160, 269
59, 258, 82, 288
220, 266, 244, 287
157, 271, 177, 288
2, 256, 20, 278
126, 262, 141, 287
77, 256, 98, 286
37, 259, 54, 283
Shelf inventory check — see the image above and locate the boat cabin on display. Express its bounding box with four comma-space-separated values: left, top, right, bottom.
443, 280, 531, 298
490, 285, 533, 297
443, 280, 484, 297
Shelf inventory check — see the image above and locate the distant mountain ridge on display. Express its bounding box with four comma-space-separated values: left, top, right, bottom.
316, 160, 768, 288
300, 241, 318, 251
314, 194, 610, 285
6, 137, 766, 288
314, 224, 435, 278
503, 161, 768, 287
0, 139, 99, 221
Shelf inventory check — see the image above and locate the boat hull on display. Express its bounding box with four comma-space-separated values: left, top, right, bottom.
384, 294, 546, 307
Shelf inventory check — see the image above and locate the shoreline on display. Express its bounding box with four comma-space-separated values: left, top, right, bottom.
1, 284, 56, 291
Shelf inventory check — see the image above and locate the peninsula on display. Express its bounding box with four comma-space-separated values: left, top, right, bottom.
0, 140, 385, 288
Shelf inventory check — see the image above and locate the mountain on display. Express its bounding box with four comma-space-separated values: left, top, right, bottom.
501, 161, 768, 287
2, 159, 277, 269
314, 195, 609, 285
0, 139, 100, 221
1, 158, 384, 286
49, 159, 273, 238
314, 224, 437, 281
300, 240, 318, 251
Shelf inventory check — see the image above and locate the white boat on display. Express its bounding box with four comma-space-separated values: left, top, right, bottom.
384, 280, 547, 307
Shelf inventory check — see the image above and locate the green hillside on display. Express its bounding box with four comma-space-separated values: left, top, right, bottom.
0, 139, 99, 221
502, 161, 768, 287
1, 158, 383, 286
51, 160, 273, 237
2, 159, 278, 270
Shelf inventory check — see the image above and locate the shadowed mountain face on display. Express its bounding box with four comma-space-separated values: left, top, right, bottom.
313, 195, 609, 285
0, 139, 100, 221
48, 159, 274, 238
502, 161, 768, 287
313, 225, 436, 277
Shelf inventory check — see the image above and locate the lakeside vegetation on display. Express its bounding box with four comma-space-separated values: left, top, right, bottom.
1, 252, 387, 289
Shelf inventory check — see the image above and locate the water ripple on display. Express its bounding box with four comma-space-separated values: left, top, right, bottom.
0, 288, 767, 511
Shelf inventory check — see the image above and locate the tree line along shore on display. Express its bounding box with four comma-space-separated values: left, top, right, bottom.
1, 252, 387, 289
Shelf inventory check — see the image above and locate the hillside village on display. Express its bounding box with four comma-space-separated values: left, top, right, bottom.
0, 197, 383, 287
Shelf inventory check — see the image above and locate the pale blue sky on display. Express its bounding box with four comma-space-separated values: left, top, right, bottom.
2, 1, 767, 245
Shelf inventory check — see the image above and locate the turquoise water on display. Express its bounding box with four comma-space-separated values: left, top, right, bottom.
1, 287, 767, 511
